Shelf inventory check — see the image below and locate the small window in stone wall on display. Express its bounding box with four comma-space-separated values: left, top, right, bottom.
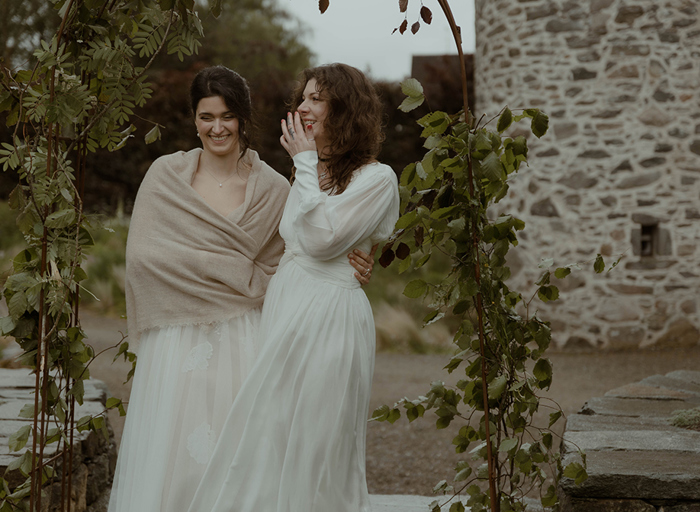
631, 214, 672, 257
640, 225, 655, 256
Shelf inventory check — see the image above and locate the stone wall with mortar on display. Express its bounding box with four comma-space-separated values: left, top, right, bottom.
474, 0, 700, 349
0, 370, 116, 512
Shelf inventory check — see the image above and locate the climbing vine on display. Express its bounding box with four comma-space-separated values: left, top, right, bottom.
0, 0, 212, 509
319, 0, 606, 511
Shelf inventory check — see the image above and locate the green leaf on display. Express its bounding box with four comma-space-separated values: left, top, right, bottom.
511, 135, 527, 156
462, 278, 478, 297
431, 205, 460, 219
481, 152, 504, 182
541, 485, 557, 507
531, 110, 549, 138
415, 162, 427, 180
45, 208, 76, 229
400, 163, 417, 187
398, 95, 424, 113
7, 451, 32, 476
563, 462, 588, 485
403, 279, 427, 298
8, 425, 31, 452
549, 410, 563, 427
497, 107, 513, 133
450, 502, 466, 512
395, 210, 418, 230
387, 408, 401, 424
210, 0, 223, 16
69, 379, 85, 405
400, 78, 424, 98
371, 405, 390, 421
18, 403, 35, 419
144, 124, 161, 144
537, 285, 560, 302
594, 254, 605, 273
424, 310, 444, 326
538, 258, 554, 269
14, 70, 36, 83
106, 397, 121, 409
488, 374, 507, 400
554, 267, 572, 279
533, 359, 552, 386
436, 416, 452, 429
499, 437, 518, 453
542, 432, 553, 450
8, 291, 28, 317
0, 316, 16, 335
454, 464, 472, 483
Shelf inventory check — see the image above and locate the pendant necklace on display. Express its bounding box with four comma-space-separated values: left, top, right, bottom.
203, 168, 237, 188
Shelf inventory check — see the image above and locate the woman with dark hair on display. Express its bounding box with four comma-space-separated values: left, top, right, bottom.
108, 65, 376, 512
188, 63, 399, 512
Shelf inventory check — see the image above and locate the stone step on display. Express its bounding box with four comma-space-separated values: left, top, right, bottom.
560, 370, 700, 508
370, 495, 544, 511
370, 495, 441, 511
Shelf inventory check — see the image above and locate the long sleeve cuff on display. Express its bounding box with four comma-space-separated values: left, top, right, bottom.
292, 151, 324, 211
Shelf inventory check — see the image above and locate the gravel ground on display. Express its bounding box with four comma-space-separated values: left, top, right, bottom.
75, 311, 700, 497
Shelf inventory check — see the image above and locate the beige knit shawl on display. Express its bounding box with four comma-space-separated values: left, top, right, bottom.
125, 148, 290, 339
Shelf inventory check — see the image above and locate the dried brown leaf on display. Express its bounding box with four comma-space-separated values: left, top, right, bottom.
319, 0, 329, 14
420, 6, 432, 24
414, 226, 424, 247
379, 248, 395, 268
399, 0, 408, 13
399, 19, 408, 34
411, 21, 420, 34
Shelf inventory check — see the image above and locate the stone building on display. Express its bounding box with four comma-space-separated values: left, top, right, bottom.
473, 0, 700, 348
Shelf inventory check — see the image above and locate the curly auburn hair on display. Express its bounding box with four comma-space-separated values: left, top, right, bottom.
290, 63, 385, 194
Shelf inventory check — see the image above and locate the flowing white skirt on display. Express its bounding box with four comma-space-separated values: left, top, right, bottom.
107, 308, 262, 512
188, 253, 375, 512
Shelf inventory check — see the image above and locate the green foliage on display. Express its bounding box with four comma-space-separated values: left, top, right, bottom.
670, 407, 700, 431
0, 0, 206, 506
374, 84, 602, 510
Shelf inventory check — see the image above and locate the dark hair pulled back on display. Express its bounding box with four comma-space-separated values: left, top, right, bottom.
190, 65, 253, 157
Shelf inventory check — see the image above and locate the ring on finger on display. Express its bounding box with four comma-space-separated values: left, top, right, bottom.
362, 268, 370, 276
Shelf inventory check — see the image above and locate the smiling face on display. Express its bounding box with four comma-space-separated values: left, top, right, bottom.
297, 78, 329, 149
195, 96, 240, 158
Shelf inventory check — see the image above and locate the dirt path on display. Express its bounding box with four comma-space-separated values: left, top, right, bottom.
79, 312, 700, 496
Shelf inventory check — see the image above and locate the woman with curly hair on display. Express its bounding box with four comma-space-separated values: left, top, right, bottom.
188, 63, 399, 512
109, 65, 377, 512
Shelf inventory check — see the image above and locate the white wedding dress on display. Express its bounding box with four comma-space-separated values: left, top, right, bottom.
187, 151, 399, 512
107, 310, 262, 512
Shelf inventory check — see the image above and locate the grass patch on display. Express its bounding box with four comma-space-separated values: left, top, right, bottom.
670, 407, 700, 431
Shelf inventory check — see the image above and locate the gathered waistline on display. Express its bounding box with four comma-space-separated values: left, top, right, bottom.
279, 251, 361, 290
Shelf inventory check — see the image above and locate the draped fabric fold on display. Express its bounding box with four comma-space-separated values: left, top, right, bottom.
125, 148, 290, 339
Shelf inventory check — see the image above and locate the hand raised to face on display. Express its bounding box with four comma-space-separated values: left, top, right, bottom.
280, 111, 316, 157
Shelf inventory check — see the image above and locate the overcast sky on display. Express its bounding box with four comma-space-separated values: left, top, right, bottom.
277, 0, 476, 82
